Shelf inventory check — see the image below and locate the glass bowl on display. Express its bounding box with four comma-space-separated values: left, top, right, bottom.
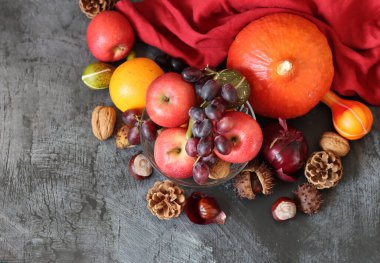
140, 102, 256, 188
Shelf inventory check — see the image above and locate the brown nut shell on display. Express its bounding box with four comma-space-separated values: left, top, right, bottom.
115, 125, 133, 149
129, 153, 152, 180
319, 131, 350, 157
91, 106, 116, 141
233, 161, 274, 200
209, 159, 230, 180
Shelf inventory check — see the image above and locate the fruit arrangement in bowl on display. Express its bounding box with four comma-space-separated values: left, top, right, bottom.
138, 67, 263, 187
80, 5, 375, 223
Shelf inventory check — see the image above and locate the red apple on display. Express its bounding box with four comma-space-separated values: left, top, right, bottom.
146, 73, 195, 127
154, 128, 195, 179
87, 11, 134, 62
215, 111, 263, 163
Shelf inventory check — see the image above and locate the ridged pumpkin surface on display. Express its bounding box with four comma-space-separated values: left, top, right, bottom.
227, 13, 334, 119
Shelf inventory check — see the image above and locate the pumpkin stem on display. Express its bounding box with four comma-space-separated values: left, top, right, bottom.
277, 60, 293, 76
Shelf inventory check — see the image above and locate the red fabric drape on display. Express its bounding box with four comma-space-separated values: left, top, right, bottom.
116, 0, 380, 105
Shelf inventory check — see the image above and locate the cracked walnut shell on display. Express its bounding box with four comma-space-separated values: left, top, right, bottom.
146, 181, 186, 220
91, 106, 116, 141
305, 151, 343, 189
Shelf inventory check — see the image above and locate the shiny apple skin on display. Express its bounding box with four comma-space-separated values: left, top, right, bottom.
214, 111, 263, 163
87, 11, 134, 62
154, 128, 195, 178
146, 73, 195, 127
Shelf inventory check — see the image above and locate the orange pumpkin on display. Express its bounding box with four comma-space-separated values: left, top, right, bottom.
227, 13, 334, 119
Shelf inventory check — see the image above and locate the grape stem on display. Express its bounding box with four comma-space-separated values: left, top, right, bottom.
135, 115, 144, 126
203, 66, 218, 76
212, 69, 228, 81
185, 101, 208, 139
186, 118, 195, 139
193, 156, 202, 166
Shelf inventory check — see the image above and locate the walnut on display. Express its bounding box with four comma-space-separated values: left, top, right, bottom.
91, 106, 116, 141
146, 181, 186, 220
209, 159, 230, 179
319, 132, 350, 157
305, 151, 343, 189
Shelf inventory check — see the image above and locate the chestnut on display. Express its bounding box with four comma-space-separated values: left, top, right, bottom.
186, 192, 226, 225
272, 197, 296, 222
129, 153, 152, 180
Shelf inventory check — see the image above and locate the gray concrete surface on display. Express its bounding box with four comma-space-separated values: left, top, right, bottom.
0, 0, 379, 262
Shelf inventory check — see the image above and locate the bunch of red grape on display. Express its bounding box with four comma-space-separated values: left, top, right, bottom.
122, 109, 159, 145
154, 54, 188, 73
181, 67, 238, 185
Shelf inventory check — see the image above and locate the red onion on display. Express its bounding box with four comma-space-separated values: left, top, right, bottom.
262, 119, 308, 182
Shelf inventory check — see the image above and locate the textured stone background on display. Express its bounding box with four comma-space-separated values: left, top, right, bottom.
0, 1, 379, 262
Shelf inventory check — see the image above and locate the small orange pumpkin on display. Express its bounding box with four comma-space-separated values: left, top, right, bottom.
322, 90, 373, 140
227, 13, 334, 119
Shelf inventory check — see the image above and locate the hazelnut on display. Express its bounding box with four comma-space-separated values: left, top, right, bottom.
129, 153, 152, 180
91, 106, 116, 141
209, 159, 230, 179
319, 131, 350, 157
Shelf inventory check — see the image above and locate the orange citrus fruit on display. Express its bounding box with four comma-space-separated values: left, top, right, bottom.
109, 58, 164, 112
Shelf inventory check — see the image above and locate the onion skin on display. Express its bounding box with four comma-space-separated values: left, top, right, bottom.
263, 119, 308, 182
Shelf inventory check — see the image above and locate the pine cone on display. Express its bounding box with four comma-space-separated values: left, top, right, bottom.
79, 0, 117, 19
294, 183, 322, 214
146, 180, 186, 220
305, 151, 343, 189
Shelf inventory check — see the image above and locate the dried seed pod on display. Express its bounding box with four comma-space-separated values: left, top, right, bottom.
294, 183, 322, 214
233, 161, 274, 199
305, 151, 343, 189
115, 125, 132, 149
